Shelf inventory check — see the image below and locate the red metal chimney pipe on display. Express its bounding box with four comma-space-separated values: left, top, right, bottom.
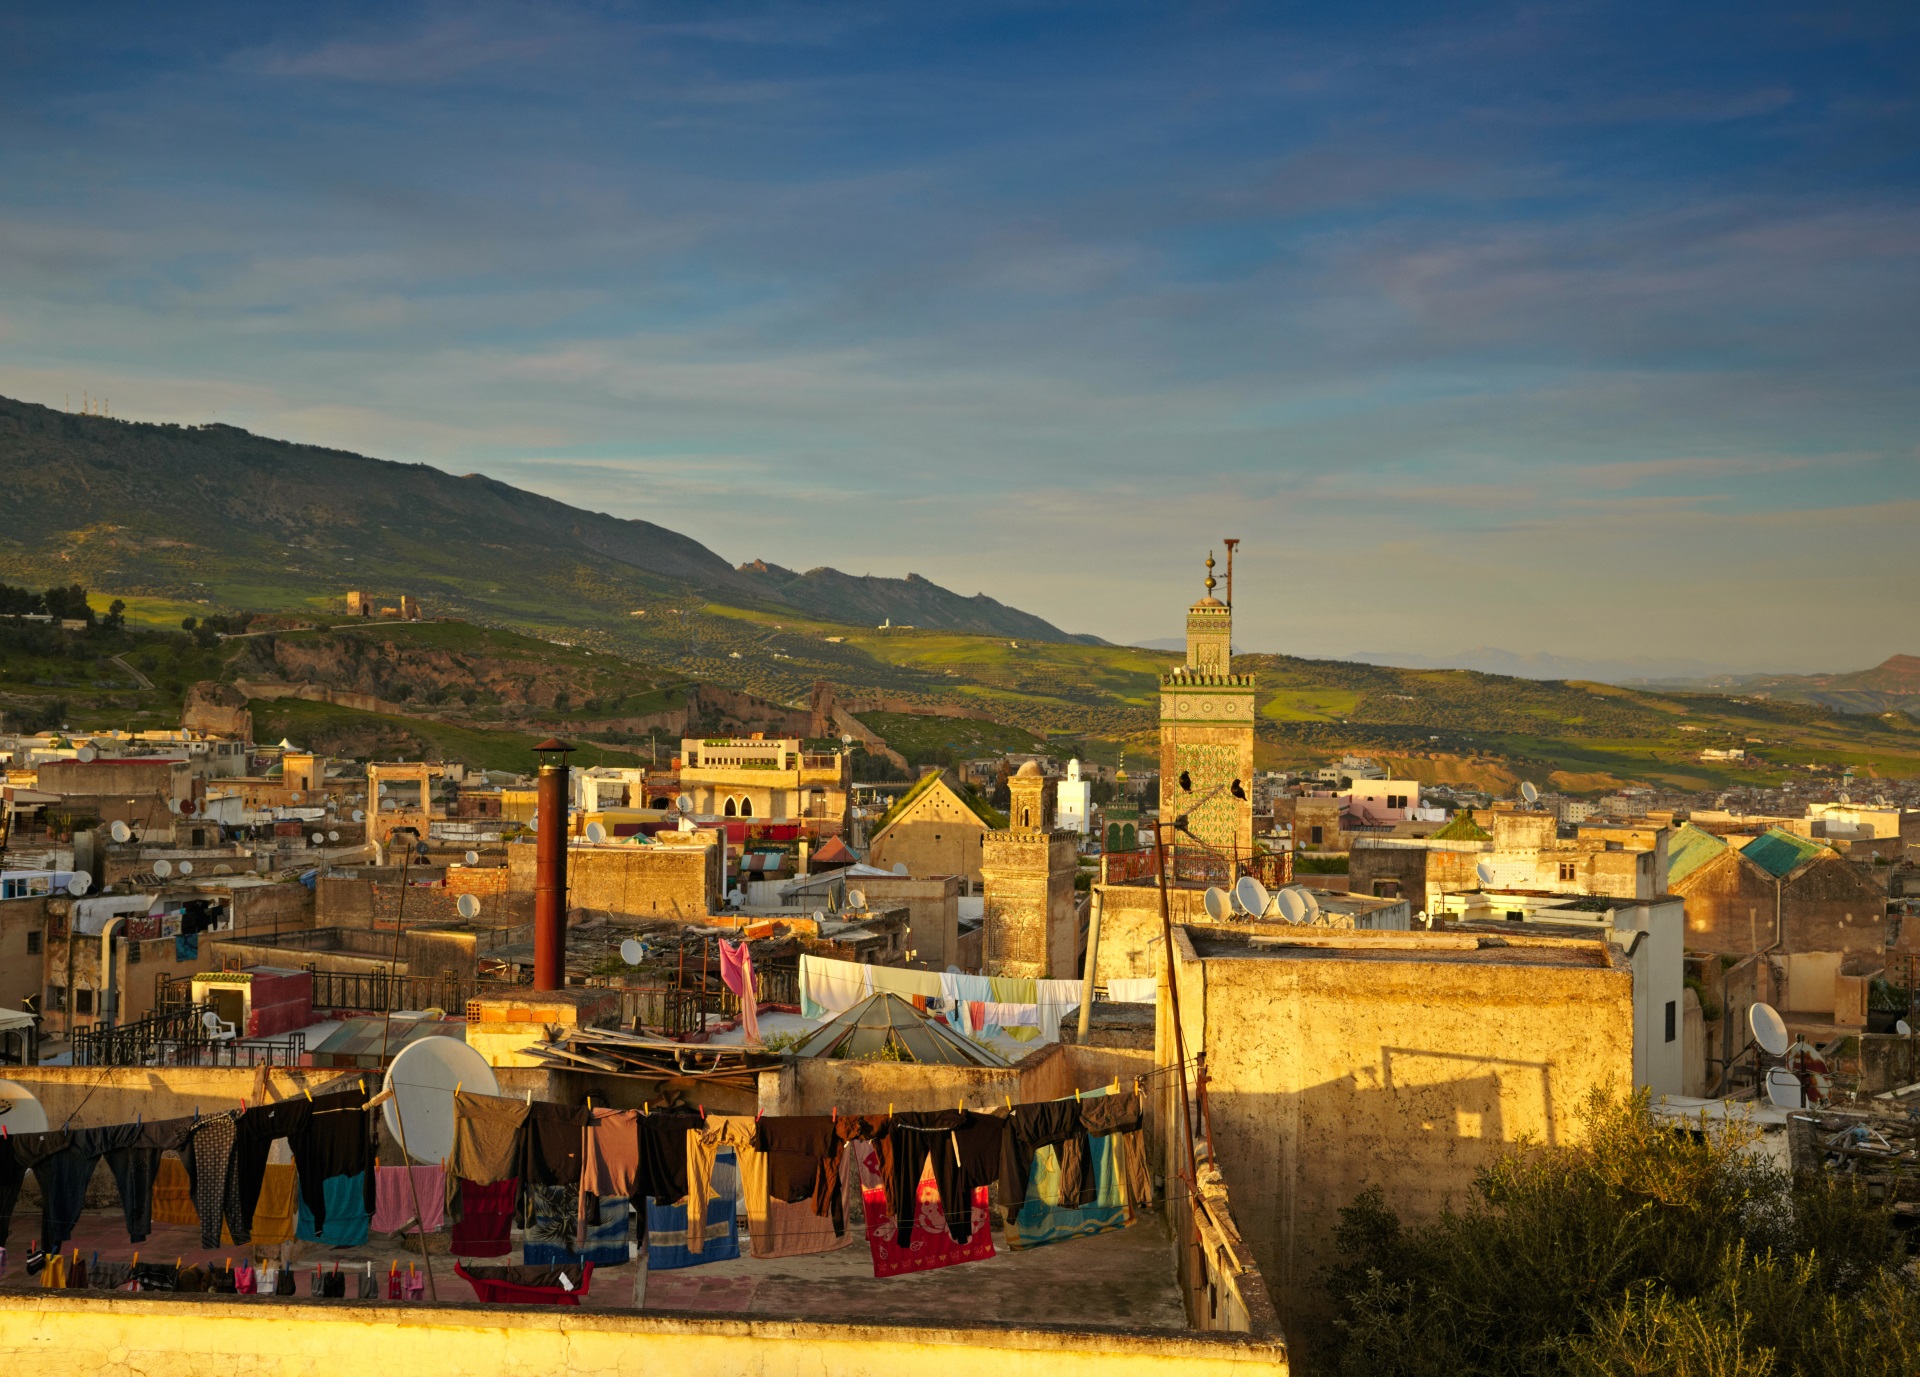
532, 738, 574, 991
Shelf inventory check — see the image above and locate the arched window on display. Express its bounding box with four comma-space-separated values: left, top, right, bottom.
1122, 823, 1136, 850
724, 797, 738, 817
1022, 807, 1031, 827
740, 796, 754, 817
649, 797, 671, 809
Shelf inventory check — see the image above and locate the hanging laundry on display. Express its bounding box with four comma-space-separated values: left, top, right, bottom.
0, 1136, 25, 1248
1003, 1091, 1130, 1251
746, 1146, 858, 1260
234, 1163, 299, 1246
288, 1088, 374, 1237
527, 1185, 628, 1268
231, 1099, 310, 1241
579, 1108, 640, 1244
1104, 977, 1158, 1004
645, 1148, 740, 1270
445, 1089, 530, 1223
999, 1098, 1093, 1212
372, 1164, 447, 1235
883, 1110, 1005, 1248
799, 954, 871, 1018
449, 1177, 518, 1257
636, 1111, 702, 1207
150, 1154, 197, 1227
853, 1143, 993, 1278
718, 939, 760, 1044
686, 1115, 757, 1254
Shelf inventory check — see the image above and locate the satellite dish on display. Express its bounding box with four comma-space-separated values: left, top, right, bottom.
179, 798, 196, 815
848, 889, 867, 910
76, 745, 96, 763
328, 830, 339, 842
675, 796, 693, 814
378, 784, 389, 797
66, 873, 91, 896
585, 822, 606, 844
1764, 1067, 1804, 1109
1300, 889, 1322, 923
382, 1037, 497, 1167
352, 809, 365, 823
177, 861, 193, 875
214, 864, 232, 874
1277, 889, 1307, 923
110, 820, 131, 843
1899, 1020, 1912, 1036
1203, 887, 1229, 921
0, 1080, 51, 1135
456, 894, 480, 920
1236, 875, 1272, 919
620, 938, 644, 966
1839, 792, 1851, 805
166, 798, 181, 815
1521, 781, 1539, 805
465, 850, 479, 866
841, 734, 853, 746
1750, 1002, 1790, 1057
311, 833, 324, 846
290, 792, 302, 803
812, 909, 826, 924
153, 859, 172, 878
893, 862, 908, 875
1475, 861, 1495, 886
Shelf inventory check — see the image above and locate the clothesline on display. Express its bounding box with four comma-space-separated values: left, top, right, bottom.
798, 954, 1086, 1043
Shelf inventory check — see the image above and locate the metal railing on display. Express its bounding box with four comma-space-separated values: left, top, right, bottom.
70, 1004, 307, 1068
306, 970, 470, 1014
617, 986, 708, 1039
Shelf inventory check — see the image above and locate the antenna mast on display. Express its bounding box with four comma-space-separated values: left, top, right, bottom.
1222, 538, 1240, 609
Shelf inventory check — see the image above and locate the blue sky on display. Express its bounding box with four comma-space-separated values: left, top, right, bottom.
1, 2, 1915, 671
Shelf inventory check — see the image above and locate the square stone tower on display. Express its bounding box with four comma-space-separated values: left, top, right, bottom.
1159, 552, 1256, 860
981, 826, 1080, 979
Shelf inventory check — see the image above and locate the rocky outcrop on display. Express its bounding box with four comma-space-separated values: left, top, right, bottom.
181, 680, 252, 738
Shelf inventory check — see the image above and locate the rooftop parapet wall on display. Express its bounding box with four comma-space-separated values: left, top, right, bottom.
0, 1295, 1290, 1377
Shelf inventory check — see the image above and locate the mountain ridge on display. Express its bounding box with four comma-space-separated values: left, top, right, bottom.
0, 395, 1093, 643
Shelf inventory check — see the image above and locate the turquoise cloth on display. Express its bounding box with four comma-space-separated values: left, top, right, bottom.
1004, 1091, 1129, 1251
646, 1149, 742, 1270
295, 1171, 370, 1247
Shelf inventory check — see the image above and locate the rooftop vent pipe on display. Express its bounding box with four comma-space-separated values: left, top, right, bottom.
533, 739, 574, 991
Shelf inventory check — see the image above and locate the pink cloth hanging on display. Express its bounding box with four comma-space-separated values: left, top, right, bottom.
718, 939, 760, 1044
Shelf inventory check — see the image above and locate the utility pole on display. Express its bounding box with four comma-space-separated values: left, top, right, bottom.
1221, 538, 1240, 610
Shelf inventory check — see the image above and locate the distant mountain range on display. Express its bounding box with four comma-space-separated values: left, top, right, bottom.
1644, 655, 1920, 716
0, 394, 1093, 643
1342, 646, 1756, 683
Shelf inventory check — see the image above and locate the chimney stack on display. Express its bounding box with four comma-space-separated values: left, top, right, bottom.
532, 739, 575, 991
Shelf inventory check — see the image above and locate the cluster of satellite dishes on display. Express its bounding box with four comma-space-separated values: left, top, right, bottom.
1204, 875, 1324, 925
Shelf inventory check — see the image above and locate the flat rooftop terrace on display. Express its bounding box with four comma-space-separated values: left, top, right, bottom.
0, 1194, 1184, 1330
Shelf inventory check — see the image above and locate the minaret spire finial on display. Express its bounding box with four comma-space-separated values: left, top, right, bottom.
1204, 550, 1216, 596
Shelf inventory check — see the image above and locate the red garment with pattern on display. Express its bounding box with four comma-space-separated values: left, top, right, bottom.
854, 1144, 993, 1278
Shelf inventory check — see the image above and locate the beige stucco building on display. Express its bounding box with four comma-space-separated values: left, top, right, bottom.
678, 735, 849, 831
865, 770, 1003, 891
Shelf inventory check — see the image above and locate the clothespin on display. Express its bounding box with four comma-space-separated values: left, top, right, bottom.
1111, 1077, 1119, 1094
1004, 1094, 1013, 1112
454, 1082, 462, 1099
698, 1104, 706, 1120
131, 1252, 138, 1267
1074, 1087, 1081, 1101
756, 1108, 764, 1121
888, 1102, 894, 1117
303, 1087, 312, 1102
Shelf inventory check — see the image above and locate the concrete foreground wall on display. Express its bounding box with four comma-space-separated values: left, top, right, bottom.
0, 1296, 1288, 1377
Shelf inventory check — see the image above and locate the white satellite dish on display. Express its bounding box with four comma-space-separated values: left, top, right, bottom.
1236, 875, 1272, 919
352, 809, 365, 823
812, 909, 826, 924
1203, 887, 1230, 921
178, 861, 193, 875
153, 859, 172, 878
76, 745, 96, 763
1899, 1020, 1912, 1036
0, 1080, 51, 1135
290, 792, 302, 803
675, 796, 693, 814
585, 822, 606, 844
1749, 1002, 1790, 1057
1475, 861, 1495, 886
465, 850, 479, 866
383, 1037, 497, 1167
166, 798, 181, 815
311, 833, 324, 846
1300, 888, 1322, 923
456, 894, 480, 920
378, 784, 389, 797
848, 889, 867, 910
110, 820, 131, 843
66, 873, 91, 896
893, 862, 908, 875
620, 938, 644, 966
329, 830, 340, 842
1277, 889, 1307, 923
1764, 1067, 1804, 1109
1521, 781, 1539, 805
1839, 792, 1851, 805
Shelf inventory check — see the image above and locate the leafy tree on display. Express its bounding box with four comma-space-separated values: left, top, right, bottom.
180, 616, 197, 631
42, 584, 94, 623
101, 599, 126, 631
1322, 1091, 1919, 1377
